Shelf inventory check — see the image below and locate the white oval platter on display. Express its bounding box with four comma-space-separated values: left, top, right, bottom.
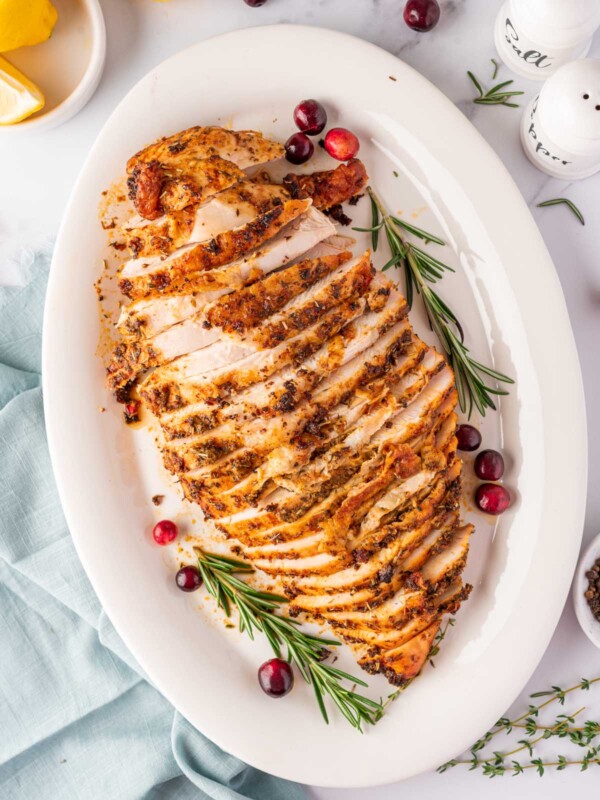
43, 25, 587, 789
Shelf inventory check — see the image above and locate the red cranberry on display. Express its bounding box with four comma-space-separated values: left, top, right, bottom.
244, 0, 267, 6
403, 0, 441, 31
475, 483, 511, 515
175, 565, 202, 592
285, 133, 314, 165
474, 449, 505, 481
323, 128, 360, 161
456, 424, 482, 452
153, 519, 178, 546
293, 99, 327, 136
258, 658, 294, 697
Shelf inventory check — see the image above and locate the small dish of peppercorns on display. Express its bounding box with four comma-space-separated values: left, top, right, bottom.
573, 532, 600, 649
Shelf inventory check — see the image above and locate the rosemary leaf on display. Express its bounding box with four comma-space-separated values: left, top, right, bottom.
311, 675, 329, 724
382, 254, 401, 272
390, 216, 446, 245
411, 245, 455, 275
468, 69, 524, 108
352, 223, 384, 233
474, 97, 522, 106
467, 70, 484, 97
204, 553, 253, 571
370, 192, 381, 251
537, 197, 585, 226
487, 79, 515, 94
323, 665, 370, 687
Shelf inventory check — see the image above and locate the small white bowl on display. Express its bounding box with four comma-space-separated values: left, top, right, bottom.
573, 532, 600, 648
0, 0, 106, 134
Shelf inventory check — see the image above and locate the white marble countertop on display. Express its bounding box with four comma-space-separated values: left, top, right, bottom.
2, 0, 599, 797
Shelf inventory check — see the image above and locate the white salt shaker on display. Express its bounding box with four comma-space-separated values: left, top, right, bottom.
494, 0, 600, 80
521, 59, 600, 179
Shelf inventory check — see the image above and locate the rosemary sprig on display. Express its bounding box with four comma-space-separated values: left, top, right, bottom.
467, 70, 524, 107
356, 187, 514, 417
438, 677, 600, 777
490, 58, 499, 80
194, 548, 384, 731
537, 197, 585, 226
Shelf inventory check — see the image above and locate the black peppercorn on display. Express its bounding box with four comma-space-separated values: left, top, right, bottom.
585, 557, 600, 622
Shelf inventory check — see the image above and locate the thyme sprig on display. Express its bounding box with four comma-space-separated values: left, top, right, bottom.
194, 548, 384, 731
467, 70, 524, 107
427, 616, 455, 668
355, 187, 513, 417
537, 197, 585, 226
438, 677, 600, 777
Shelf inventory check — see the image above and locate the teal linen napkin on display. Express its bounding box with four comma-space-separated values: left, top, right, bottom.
0, 252, 305, 800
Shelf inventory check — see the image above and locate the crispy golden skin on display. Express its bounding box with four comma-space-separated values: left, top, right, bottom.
127, 127, 284, 219
251, 253, 374, 349
127, 126, 285, 174
118, 199, 310, 301
206, 251, 352, 334
283, 158, 368, 210
139, 298, 365, 416
128, 156, 246, 219
123, 181, 289, 258
107, 250, 352, 394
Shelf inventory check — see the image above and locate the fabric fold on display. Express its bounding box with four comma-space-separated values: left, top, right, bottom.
0, 250, 305, 799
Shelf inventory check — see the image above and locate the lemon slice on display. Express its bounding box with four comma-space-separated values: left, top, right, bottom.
0, 55, 45, 125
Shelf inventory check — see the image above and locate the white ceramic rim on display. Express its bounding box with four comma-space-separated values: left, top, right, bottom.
0, 0, 106, 135
43, 26, 588, 788
573, 533, 600, 649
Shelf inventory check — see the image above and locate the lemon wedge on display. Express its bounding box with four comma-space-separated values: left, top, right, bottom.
0, 0, 58, 52
0, 55, 45, 125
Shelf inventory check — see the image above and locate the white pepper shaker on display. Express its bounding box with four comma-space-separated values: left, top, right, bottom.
521, 59, 600, 179
494, 0, 600, 80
